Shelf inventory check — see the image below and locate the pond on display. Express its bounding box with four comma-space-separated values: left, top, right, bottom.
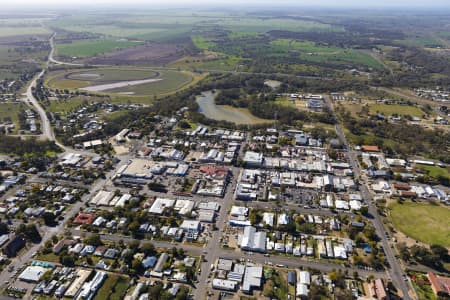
196, 91, 271, 125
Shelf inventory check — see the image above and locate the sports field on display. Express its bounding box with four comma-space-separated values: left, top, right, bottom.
45, 67, 202, 101
389, 202, 450, 246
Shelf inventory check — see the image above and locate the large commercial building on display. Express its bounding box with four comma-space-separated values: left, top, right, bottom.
240, 226, 266, 253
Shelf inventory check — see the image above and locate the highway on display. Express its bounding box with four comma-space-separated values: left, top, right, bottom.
325, 95, 415, 299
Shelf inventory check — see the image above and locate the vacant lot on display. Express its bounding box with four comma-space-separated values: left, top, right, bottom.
389, 202, 450, 246
94, 274, 129, 300
0, 103, 25, 133
369, 104, 425, 117
56, 38, 144, 58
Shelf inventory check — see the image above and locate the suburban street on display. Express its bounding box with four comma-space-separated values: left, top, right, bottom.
325, 95, 414, 300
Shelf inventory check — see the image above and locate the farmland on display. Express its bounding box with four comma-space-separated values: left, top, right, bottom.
55, 38, 144, 58
389, 202, 450, 247
269, 39, 383, 69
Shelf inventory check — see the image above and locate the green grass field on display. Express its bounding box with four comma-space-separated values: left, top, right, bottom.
46, 67, 202, 102
396, 36, 443, 48
215, 17, 342, 33
94, 274, 129, 300
0, 103, 26, 133
270, 39, 383, 69
197, 55, 242, 71
419, 165, 450, 180
389, 202, 450, 246
56, 39, 143, 58
369, 104, 425, 118
106, 70, 193, 95
369, 103, 425, 117
67, 69, 159, 82
45, 96, 102, 114
0, 26, 50, 37
192, 36, 216, 50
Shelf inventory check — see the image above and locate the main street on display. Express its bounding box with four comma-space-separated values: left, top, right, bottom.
325, 95, 414, 300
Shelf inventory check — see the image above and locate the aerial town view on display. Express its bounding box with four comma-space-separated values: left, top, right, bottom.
0, 0, 449, 299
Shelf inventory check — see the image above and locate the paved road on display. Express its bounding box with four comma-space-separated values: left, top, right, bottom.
193, 166, 240, 300
325, 95, 414, 299
69, 228, 389, 280
48, 34, 84, 67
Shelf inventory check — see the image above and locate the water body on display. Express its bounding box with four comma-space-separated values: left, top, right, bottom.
80, 78, 163, 92
196, 91, 271, 125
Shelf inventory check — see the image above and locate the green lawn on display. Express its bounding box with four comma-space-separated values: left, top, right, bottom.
369, 104, 425, 117
94, 274, 129, 300
110, 276, 130, 300
35, 252, 60, 263
56, 38, 143, 58
389, 202, 450, 246
419, 165, 450, 180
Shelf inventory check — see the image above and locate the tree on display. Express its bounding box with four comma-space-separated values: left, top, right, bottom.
0, 222, 8, 235
359, 206, 369, 216
60, 255, 75, 267
140, 242, 156, 256
16, 223, 41, 243
42, 212, 57, 226
430, 244, 448, 261
84, 234, 102, 247
132, 258, 144, 274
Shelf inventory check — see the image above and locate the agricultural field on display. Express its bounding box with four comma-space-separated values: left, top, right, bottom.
389, 202, 450, 247
396, 35, 444, 48
55, 38, 144, 58
369, 103, 425, 117
269, 39, 383, 69
86, 43, 185, 66
209, 17, 342, 33
192, 36, 216, 50
45, 67, 202, 101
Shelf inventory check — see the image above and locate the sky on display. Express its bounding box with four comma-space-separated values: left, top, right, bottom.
4, 0, 450, 9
